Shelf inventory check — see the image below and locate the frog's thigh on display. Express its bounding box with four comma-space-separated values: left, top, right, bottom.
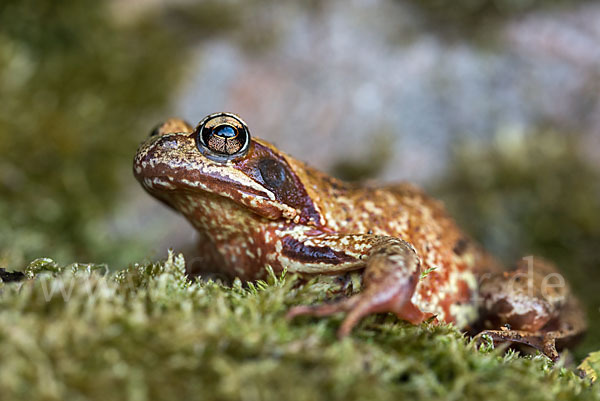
287, 235, 431, 337
476, 258, 586, 360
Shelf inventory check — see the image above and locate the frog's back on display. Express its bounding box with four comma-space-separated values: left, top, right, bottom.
320, 181, 470, 260
285, 157, 501, 277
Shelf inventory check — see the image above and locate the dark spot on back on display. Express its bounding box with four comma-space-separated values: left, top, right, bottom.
453, 238, 469, 256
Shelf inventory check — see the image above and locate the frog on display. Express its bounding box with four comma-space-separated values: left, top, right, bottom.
134, 112, 586, 360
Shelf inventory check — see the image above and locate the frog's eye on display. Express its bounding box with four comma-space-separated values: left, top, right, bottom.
195, 112, 250, 162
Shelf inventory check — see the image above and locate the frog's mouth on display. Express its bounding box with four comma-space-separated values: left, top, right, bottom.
133, 133, 300, 222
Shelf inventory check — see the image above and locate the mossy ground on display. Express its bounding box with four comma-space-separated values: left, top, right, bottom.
0, 253, 598, 401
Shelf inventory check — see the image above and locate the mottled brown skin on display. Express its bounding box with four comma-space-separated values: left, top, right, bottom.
134, 112, 586, 361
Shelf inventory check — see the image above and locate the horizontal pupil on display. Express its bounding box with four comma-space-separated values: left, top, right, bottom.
213, 125, 237, 138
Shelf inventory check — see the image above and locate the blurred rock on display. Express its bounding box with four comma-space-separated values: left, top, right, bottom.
170, 0, 600, 182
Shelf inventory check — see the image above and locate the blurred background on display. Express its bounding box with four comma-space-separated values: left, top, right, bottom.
1, 0, 599, 355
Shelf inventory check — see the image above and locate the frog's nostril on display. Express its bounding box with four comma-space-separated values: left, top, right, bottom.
149, 124, 162, 137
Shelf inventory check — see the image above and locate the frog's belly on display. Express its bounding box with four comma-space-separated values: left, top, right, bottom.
412, 268, 479, 329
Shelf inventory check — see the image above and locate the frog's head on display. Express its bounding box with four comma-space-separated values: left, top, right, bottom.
134, 112, 326, 227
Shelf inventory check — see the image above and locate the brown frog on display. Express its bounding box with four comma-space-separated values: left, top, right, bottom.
134, 112, 586, 360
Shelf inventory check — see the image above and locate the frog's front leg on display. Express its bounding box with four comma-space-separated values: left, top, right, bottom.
285, 234, 431, 337
474, 258, 587, 361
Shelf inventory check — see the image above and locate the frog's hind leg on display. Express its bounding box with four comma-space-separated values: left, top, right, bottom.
474, 258, 586, 361
287, 237, 431, 337
475, 298, 585, 361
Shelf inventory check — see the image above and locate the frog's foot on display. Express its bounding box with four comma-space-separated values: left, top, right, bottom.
476, 258, 587, 361
287, 283, 429, 337
287, 238, 431, 337
474, 329, 559, 361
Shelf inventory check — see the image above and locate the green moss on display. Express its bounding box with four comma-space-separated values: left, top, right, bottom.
0, 0, 185, 267
579, 352, 600, 382
0, 252, 598, 401
431, 131, 600, 356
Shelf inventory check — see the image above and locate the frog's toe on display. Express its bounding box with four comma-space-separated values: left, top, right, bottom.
286, 295, 372, 337
286, 297, 359, 320
287, 289, 429, 338
474, 329, 559, 361
336, 294, 390, 337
